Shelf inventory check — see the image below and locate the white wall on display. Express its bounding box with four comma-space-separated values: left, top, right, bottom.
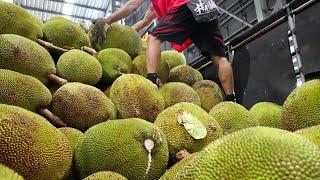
3, 0, 13, 2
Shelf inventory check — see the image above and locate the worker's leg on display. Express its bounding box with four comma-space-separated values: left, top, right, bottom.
146, 34, 162, 74
211, 55, 236, 101
146, 34, 162, 86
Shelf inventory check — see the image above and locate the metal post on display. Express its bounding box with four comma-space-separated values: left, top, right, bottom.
218, 6, 254, 28
254, 0, 266, 22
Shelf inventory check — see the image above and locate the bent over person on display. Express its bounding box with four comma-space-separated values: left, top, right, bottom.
92, 0, 236, 102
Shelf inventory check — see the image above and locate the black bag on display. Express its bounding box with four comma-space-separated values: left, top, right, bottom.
186, 0, 221, 22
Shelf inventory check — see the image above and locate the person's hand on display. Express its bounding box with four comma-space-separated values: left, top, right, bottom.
91, 18, 111, 44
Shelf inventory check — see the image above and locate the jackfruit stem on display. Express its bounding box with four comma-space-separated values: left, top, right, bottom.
79, 21, 89, 33
47, 74, 68, 86
144, 139, 155, 175
39, 108, 67, 127
36, 39, 69, 52
81, 46, 97, 57
176, 149, 192, 160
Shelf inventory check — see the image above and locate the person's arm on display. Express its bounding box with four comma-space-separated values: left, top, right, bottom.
104, 0, 146, 24
131, 7, 156, 32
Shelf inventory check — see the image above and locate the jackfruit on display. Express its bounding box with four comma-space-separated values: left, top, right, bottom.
110, 74, 165, 122
159, 153, 198, 180
59, 127, 85, 150
43, 16, 90, 49
160, 82, 201, 108
295, 124, 320, 146
209, 102, 259, 134
83, 171, 127, 180
132, 54, 170, 82
282, 80, 320, 131
57, 49, 102, 85
168, 65, 203, 86
192, 80, 224, 112
97, 48, 132, 83
0, 164, 24, 180
51, 82, 117, 131
0, 69, 52, 113
0, 104, 73, 180
161, 51, 187, 70
89, 23, 142, 58
75, 118, 169, 180
0, 34, 56, 85
249, 102, 284, 129
174, 127, 320, 179
155, 102, 223, 160
0, 2, 43, 41
104, 86, 111, 98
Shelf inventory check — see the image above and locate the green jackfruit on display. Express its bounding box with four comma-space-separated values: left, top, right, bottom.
132, 54, 170, 82
43, 16, 90, 49
51, 82, 117, 131
160, 82, 201, 108
0, 164, 24, 180
0, 104, 73, 180
168, 65, 203, 86
295, 124, 320, 146
57, 49, 102, 85
89, 24, 142, 58
209, 102, 259, 134
104, 86, 112, 98
160, 153, 198, 180
192, 80, 224, 112
155, 102, 223, 160
0, 2, 43, 41
0, 34, 56, 84
249, 102, 284, 129
97, 48, 132, 83
110, 74, 165, 122
0, 69, 52, 112
59, 127, 85, 151
282, 80, 320, 131
161, 51, 187, 70
83, 171, 127, 180
174, 127, 320, 179
75, 118, 169, 180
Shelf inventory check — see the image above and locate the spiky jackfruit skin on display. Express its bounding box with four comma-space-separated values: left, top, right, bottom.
0, 104, 73, 180
59, 127, 85, 151
174, 127, 320, 179
250, 102, 284, 129
89, 24, 142, 58
282, 80, 320, 131
168, 65, 203, 86
155, 102, 223, 160
57, 49, 102, 85
192, 80, 224, 112
295, 124, 320, 147
0, 69, 52, 112
83, 171, 127, 180
0, 164, 24, 180
160, 82, 201, 108
132, 54, 170, 82
0, 2, 43, 41
161, 51, 187, 70
51, 83, 117, 131
209, 102, 259, 134
110, 74, 165, 122
75, 118, 169, 180
43, 16, 90, 49
0, 34, 56, 84
97, 48, 132, 83
159, 153, 198, 180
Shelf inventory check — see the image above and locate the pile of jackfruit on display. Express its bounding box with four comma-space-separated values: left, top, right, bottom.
0, 2, 320, 180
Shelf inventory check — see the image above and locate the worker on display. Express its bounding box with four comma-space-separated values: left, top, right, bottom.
91, 0, 236, 102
